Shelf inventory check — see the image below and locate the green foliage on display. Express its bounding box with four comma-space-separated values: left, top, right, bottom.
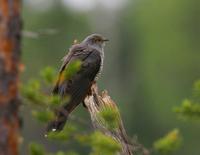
90, 131, 121, 155
63, 60, 82, 80
98, 107, 120, 130
174, 99, 200, 120
55, 151, 79, 155
77, 131, 121, 155
21, 66, 77, 126
22, 66, 124, 155
21, 66, 78, 152
153, 129, 182, 154
29, 142, 46, 155
40, 66, 56, 84
21, 79, 44, 104
21, 78, 68, 109
48, 95, 62, 107
32, 110, 55, 123
46, 123, 77, 141
174, 80, 200, 120
48, 95, 69, 108
29, 142, 79, 155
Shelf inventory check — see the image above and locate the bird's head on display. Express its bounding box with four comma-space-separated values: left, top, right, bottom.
82, 34, 109, 49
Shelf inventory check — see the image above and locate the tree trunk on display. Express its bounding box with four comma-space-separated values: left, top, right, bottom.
0, 0, 22, 155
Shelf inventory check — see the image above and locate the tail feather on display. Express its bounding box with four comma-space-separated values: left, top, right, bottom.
46, 108, 69, 132
46, 78, 92, 133
46, 86, 88, 133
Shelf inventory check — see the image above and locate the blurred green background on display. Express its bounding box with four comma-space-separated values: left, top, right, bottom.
21, 0, 200, 154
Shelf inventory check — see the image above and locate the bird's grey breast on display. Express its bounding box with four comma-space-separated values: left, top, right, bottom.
99, 48, 104, 71
95, 47, 104, 80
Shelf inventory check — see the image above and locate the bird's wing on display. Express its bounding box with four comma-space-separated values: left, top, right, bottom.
59, 45, 86, 73
52, 44, 101, 99
53, 44, 89, 94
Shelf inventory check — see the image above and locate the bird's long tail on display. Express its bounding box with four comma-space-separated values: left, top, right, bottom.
46, 96, 83, 132
46, 78, 93, 133
46, 87, 89, 133
46, 107, 69, 133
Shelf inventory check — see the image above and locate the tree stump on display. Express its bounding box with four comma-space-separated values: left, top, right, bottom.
84, 84, 133, 155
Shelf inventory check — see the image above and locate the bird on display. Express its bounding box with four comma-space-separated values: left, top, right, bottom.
46, 34, 108, 132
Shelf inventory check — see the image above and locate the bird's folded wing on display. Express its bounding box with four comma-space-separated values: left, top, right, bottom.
52, 44, 101, 100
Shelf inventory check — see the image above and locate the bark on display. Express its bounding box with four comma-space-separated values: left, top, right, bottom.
84, 84, 133, 155
0, 0, 22, 155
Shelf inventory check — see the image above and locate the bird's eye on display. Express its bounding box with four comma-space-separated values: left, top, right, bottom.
96, 39, 101, 42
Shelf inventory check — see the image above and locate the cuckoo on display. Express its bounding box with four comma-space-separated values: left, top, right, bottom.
46, 34, 108, 132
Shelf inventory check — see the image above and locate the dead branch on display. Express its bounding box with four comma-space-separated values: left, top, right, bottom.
22, 29, 59, 39
84, 84, 133, 155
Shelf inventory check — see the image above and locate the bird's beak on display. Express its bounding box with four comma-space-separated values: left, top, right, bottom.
103, 38, 109, 42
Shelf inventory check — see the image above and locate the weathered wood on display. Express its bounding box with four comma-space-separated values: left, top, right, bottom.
0, 0, 22, 154
84, 84, 133, 155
